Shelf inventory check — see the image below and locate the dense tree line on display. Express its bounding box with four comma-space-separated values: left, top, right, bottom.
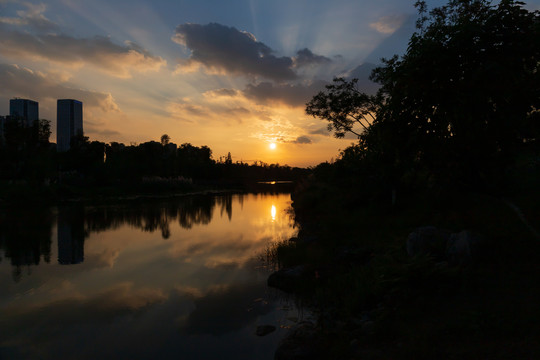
0, 120, 308, 189
306, 0, 539, 203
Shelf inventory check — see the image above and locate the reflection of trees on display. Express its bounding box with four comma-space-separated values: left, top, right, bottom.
0, 207, 53, 282
0, 195, 240, 278
218, 195, 233, 221
83, 194, 236, 238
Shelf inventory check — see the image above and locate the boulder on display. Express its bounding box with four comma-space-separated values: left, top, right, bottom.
406, 226, 450, 259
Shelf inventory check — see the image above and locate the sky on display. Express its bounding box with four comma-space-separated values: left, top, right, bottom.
1, 0, 539, 167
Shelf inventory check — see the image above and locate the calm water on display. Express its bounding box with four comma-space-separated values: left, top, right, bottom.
0, 193, 304, 360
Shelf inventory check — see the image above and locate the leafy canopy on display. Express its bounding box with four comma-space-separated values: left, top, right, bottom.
307, 0, 540, 188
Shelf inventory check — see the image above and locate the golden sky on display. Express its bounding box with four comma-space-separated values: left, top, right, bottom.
3, 0, 536, 166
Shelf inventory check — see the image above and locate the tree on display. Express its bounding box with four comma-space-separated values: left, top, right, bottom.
161, 134, 170, 146
307, 0, 540, 190
306, 78, 379, 138
31, 119, 51, 147
376, 0, 539, 184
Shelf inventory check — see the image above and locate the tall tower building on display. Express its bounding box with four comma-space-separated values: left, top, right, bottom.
9, 98, 39, 126
57, 99, 83, 152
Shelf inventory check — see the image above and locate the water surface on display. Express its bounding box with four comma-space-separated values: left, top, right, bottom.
0, 193, 302, 359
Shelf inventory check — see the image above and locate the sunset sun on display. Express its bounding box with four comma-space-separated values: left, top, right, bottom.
269, 142, 277, 150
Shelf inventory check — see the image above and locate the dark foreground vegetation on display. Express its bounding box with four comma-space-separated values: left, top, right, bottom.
268, 1, 540, 358
0, 125, 308, 203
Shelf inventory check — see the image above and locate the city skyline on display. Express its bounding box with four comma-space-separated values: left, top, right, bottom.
1, 0, 539, 166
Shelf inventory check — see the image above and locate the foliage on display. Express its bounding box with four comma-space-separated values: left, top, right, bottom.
307, 0, 540, 192
0, 118, 54, 181
160, 134, 170, 146
306, 78, 379, 138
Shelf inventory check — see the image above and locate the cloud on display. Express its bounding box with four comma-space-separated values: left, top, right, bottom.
243, 80, 327, 107
168, 101, 208, 121
364, 15, 416, 63
370, 14, 408, 34
309, 126, 331, 136
287, 135, 312, 144
0, 63, 119, 111
173, 22, 298, 80
203, 88, 239, 98
85, 127, 122, 138
294, 48, 332, 68
168, 93, 273, 125
0, 28, 166, 78
0, 2, 59, 32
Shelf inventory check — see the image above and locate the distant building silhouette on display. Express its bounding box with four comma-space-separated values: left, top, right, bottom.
9, 98, 39, 126
57, 99, 83, 152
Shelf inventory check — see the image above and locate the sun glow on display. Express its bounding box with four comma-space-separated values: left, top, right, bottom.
269, 142, 277, 150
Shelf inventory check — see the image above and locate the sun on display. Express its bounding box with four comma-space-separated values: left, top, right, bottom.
269, 142, 277, 150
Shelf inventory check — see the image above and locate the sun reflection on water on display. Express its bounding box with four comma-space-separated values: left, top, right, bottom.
271, 205, 277, 222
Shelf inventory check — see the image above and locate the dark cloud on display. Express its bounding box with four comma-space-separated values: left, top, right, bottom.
290, 136, 313, 144
173, 23, 300, 81
0, 28, 165, 77
294, 48, 332, 68
0, 63, 119, 111
243, 80, 327, 107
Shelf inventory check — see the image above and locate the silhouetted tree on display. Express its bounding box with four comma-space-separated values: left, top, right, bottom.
306, 78, 379, 138
307, 0, 540, 191
0, 118, 54, 181
372, 0, 540, 187
161, 134, 170, 146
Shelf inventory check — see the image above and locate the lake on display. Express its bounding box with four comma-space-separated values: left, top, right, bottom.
0, 193, 304, 359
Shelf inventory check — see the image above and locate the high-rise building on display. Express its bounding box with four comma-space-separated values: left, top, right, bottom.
9, 98, 39, 126
57, 99, 83, 152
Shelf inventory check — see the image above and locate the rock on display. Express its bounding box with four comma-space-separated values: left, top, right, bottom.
446, 230, 479, 265
406, 226, 450, 259
256, 325, 276, 336
267, 265, 306, 293
274, 321, 322, 360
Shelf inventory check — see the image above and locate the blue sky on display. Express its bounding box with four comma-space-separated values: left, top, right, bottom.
1, 0, 539, 166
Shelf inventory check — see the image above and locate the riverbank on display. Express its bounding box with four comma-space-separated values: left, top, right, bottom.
268, 176, 540, 359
